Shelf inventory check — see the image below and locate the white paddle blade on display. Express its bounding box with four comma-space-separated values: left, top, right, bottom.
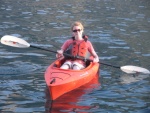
1, 35, 30, 48
121, 65, 150, 74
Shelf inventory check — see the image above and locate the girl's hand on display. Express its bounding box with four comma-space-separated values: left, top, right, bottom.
93, 57, 99, 63
56, 50, 63, 58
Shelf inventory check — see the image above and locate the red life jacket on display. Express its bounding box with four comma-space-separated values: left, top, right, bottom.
65, 35, 91, 58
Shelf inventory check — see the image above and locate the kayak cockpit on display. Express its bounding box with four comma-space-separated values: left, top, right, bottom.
52, 58, 91, 69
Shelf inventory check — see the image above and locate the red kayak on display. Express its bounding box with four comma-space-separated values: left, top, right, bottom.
44, 58, 100, 100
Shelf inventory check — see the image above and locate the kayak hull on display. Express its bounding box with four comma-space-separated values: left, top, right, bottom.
44, 58, 100, 100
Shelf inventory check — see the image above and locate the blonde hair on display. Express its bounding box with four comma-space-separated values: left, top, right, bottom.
71, 21, 84, 31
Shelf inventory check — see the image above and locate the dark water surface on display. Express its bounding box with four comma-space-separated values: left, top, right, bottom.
0, 0, 150, 112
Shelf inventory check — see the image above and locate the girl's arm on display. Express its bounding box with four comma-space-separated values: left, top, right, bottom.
88, 41, 99, 62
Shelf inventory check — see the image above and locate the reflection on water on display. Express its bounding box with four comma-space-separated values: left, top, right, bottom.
0, 0, 150, 112
120, 74, 149, 84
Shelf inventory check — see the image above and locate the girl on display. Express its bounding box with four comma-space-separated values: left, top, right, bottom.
56, 21, 99, 70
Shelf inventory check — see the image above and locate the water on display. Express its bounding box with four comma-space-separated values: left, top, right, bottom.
0, 0, 150, 112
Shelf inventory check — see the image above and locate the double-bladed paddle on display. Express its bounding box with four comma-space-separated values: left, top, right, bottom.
1, 35, 150, 74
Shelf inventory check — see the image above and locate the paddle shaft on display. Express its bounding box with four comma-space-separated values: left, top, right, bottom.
2, 35, 149, 74
100, 62, 120, 68
30, 45, 120, 69
30, 45, 57, 53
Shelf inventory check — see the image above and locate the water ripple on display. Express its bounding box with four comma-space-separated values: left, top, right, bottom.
0, 61, 42, 75
100, 56, 117, 60
0, 51, 46, 58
